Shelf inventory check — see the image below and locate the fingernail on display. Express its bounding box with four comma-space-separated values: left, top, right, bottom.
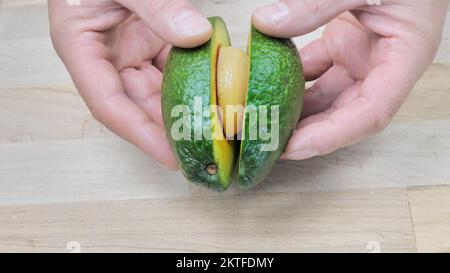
254, 2, 289, 25
284, 149, 318, 160
173, 10, 211, 36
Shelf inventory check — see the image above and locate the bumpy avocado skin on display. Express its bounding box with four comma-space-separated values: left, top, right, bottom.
162, 17, 233, 192
238, 28, 305, 188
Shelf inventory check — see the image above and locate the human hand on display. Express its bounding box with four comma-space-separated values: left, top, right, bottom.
49, 0, 212, 169
253, 0, 449, 160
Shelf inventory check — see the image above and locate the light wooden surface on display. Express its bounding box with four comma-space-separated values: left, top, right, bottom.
0, 0, 449, 253
408, 186, 450, 253
0, 189, 415, 253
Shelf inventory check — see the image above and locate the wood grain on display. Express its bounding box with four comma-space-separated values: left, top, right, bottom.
0, 120, 449, 206
0, 85, 112, 143
0, 188, 415, 253
396, 65, 450, 122
408, 186, 450, 253
0, 38, 72, 88
1, 0, 46, 8
0, 138, 190, 206
0, 0, 449, 253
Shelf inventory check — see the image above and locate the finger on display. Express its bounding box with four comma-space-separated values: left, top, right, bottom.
111, 17, 166, 70
300, 39, 333, 81
302, 66, 355, 118
252, 0, 367, 38
154, 44, 172, 72
120, 62, 164, 126
299, 82, 360, 128
284, 58, 420, 160
283, 97, 389, 160
116, 0, 212, 48
64, 49, 178, 170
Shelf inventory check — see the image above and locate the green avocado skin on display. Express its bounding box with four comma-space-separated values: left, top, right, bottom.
162, 17, 231, 192
238, 28, 305, 188
162, 44, 218, 190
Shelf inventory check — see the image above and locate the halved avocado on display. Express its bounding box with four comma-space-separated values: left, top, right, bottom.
162, 17, 235, 192
162, 17, 304, 192
238, 27, 304, 188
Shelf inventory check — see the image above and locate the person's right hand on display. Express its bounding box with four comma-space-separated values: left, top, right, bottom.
252, 0, 448, 161
49, 0, 212, 170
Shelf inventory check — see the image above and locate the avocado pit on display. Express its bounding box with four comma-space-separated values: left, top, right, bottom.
206, 164, 219, 175
217, 46, 249, 139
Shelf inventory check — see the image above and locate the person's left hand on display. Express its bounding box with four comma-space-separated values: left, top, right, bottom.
252, 0, 449, 160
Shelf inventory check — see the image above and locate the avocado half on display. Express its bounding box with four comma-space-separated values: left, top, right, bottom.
162, 17, 305, 192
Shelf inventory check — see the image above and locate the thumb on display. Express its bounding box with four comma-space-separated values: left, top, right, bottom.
116, 0, 212, 48
252, 0, 368, 38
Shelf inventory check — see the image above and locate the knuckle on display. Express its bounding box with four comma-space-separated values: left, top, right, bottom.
144, 0, 178, 18
88, 103, 104, 123
423, 39, 441, 65
85, 97, 110, 124
48, 19, 72, 57
372, 108, 393, 133
298, 0, 321, 14
325, 137, 340, 155
317, 119, 340, 155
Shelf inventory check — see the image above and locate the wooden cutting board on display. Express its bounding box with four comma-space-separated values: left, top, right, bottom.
0, 0, 449, 253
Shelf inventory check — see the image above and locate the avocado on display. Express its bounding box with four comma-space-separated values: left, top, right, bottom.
162, 17, 235, 192
162, 17, 304, 192
238, 27, 304, 188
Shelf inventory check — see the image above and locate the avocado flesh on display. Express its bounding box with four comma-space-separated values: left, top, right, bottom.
162, 17, 235, 192
209, 18, 235, 189
217, 47, 249, 139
